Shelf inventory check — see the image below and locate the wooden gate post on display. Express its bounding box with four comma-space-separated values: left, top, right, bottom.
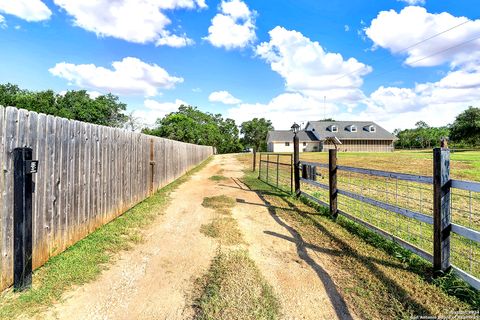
433, 146, 451, 273
329, 149, 338, 219
293, 134, 300, 196
13, 147, 37, 291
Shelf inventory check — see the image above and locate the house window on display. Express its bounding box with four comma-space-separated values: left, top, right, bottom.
370, 126, 376, 132
303, 142, 307, 146
351, 125, 357, 132
331, 125, 338, 132
285, 142, 290, 146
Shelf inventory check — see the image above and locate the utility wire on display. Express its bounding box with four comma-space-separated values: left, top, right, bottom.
363, 33, 480, 82
333, 19, 473, 82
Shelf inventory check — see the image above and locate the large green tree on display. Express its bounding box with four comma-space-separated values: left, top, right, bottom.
240, 118, 273, 171
394, 121, 450, 149
0, 83, 128, 127
450, 107, 480, 146
143, 105, 243, 154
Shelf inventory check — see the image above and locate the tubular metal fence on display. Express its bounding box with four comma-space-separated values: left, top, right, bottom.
258, 151, 480, 290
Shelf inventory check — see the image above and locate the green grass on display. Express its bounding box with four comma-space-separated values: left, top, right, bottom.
202, 195, 236, 215
209, 175, 228, 181
239, 164, 475, 319
0, 157, 213, 320
200, 217, 244, 246
194, 249, 280, 320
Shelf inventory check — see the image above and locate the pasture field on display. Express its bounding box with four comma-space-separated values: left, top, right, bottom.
299, 150, 480, 181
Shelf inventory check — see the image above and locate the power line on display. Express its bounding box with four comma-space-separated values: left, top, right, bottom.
364, 33, 480, 82
333, 19, 473, 82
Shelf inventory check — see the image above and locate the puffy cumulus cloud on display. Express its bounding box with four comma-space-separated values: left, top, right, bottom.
256, 26, 372, 104
0, 0, 51, 22
226, 92, 340, 130
204, 0, 256, 49
208, 91, 242, 105
365, 6, 480, 67
0, 14, 5, 28
365, 66, 480, 130
53, 0, 205, 46
137, 99, 187, 126
49, 57, 184, 97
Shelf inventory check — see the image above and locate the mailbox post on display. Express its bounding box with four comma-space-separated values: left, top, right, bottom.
13, 147, 37, 291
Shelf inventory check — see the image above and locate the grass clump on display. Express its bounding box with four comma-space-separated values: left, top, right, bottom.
195, 249, 280, 320
209, 175, 228, 182
202, 195, 236, 215
0, 157, 212, 320
200, 217, 244, 246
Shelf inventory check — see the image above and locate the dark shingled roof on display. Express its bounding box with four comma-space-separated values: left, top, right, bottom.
267, 130, 319, 143
306, 121, 397, 141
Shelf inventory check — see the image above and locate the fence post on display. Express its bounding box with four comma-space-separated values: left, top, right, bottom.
276, 154, 279, 188
433, 145, 451, 273
258, 153, 262, 179
302, 164, 308, 179
149, 139, 155, 195
266, 154, 270, 184
13, 147, 37, 291
293, 134, 300, 196
329, 149, 338, 219
290, 154, 293, 194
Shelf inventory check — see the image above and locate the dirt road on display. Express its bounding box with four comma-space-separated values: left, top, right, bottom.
42, 154, 353, 320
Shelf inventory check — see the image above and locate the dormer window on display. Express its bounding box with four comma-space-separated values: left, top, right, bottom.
350, 125, 357, 132
369, 126, 376, 132
331, 125, 338, 132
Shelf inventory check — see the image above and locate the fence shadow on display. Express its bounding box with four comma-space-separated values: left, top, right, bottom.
237, 177, 433, 317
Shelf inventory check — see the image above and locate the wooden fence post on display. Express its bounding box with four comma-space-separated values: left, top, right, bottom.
276, 154, 279, 187
329, 149, 338, 219
258, 153, 262, 179
433, 146, 451, 273
293, 134, 300, 196
266, 153, 270, 183
149, 139, 155, 195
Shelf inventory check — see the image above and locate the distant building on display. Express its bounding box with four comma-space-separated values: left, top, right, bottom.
266, 121, 397, 152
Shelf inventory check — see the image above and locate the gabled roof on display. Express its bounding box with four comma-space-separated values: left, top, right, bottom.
306, 121, 397, 140
267, 130, 319, 143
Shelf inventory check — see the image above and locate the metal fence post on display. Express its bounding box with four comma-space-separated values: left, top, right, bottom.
329, 149, 338, 219
433, 146, 451, 273
294, 134, 300, 196
276, 154, 279, 188
258, 153, 262, 179
266, 154, 270, 183
13, 147, 38, 291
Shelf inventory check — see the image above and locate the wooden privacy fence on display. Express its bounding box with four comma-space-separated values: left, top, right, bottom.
259, 149, 480, 290
0, 106, 213, 290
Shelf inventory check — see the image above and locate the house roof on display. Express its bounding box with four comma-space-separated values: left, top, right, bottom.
306, 121, 397, 141
267, 130, 319, 143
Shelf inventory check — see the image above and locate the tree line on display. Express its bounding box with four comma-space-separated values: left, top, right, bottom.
394, 107, 480, 148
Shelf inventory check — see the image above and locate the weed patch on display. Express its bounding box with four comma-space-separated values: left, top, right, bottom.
202, 195, 236, 215
209, 175, 228, 182
200, 217, 244, 246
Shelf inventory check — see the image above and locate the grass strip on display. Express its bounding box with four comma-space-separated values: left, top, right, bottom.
209, 175, 228, 181
0, 157, 213, 320
194, 249, 280, 320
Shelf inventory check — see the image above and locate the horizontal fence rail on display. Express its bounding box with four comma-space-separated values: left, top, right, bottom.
259, 149, 480, 290
0, 106, 213, 290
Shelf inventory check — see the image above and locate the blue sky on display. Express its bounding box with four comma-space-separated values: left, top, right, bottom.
0, 0, 479, 131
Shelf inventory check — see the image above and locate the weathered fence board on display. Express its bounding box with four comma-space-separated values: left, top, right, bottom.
0, 106, 213, 291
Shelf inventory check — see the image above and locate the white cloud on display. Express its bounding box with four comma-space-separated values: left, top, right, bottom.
204, 0, 256, 49
398, 0, 425, 5
0, 0, 51, 22
209, 91, 242, 105
365, 6, 480, 67
49, 57, 183, 97
365, 66, 480, 130
53, 0, 204, 46
344, 25, 349, 32
156, 32, 195, 47
227, 92, 339, 130
256, 26, 372, 104
137, 99, 187, 126
0, 14, 6, 28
